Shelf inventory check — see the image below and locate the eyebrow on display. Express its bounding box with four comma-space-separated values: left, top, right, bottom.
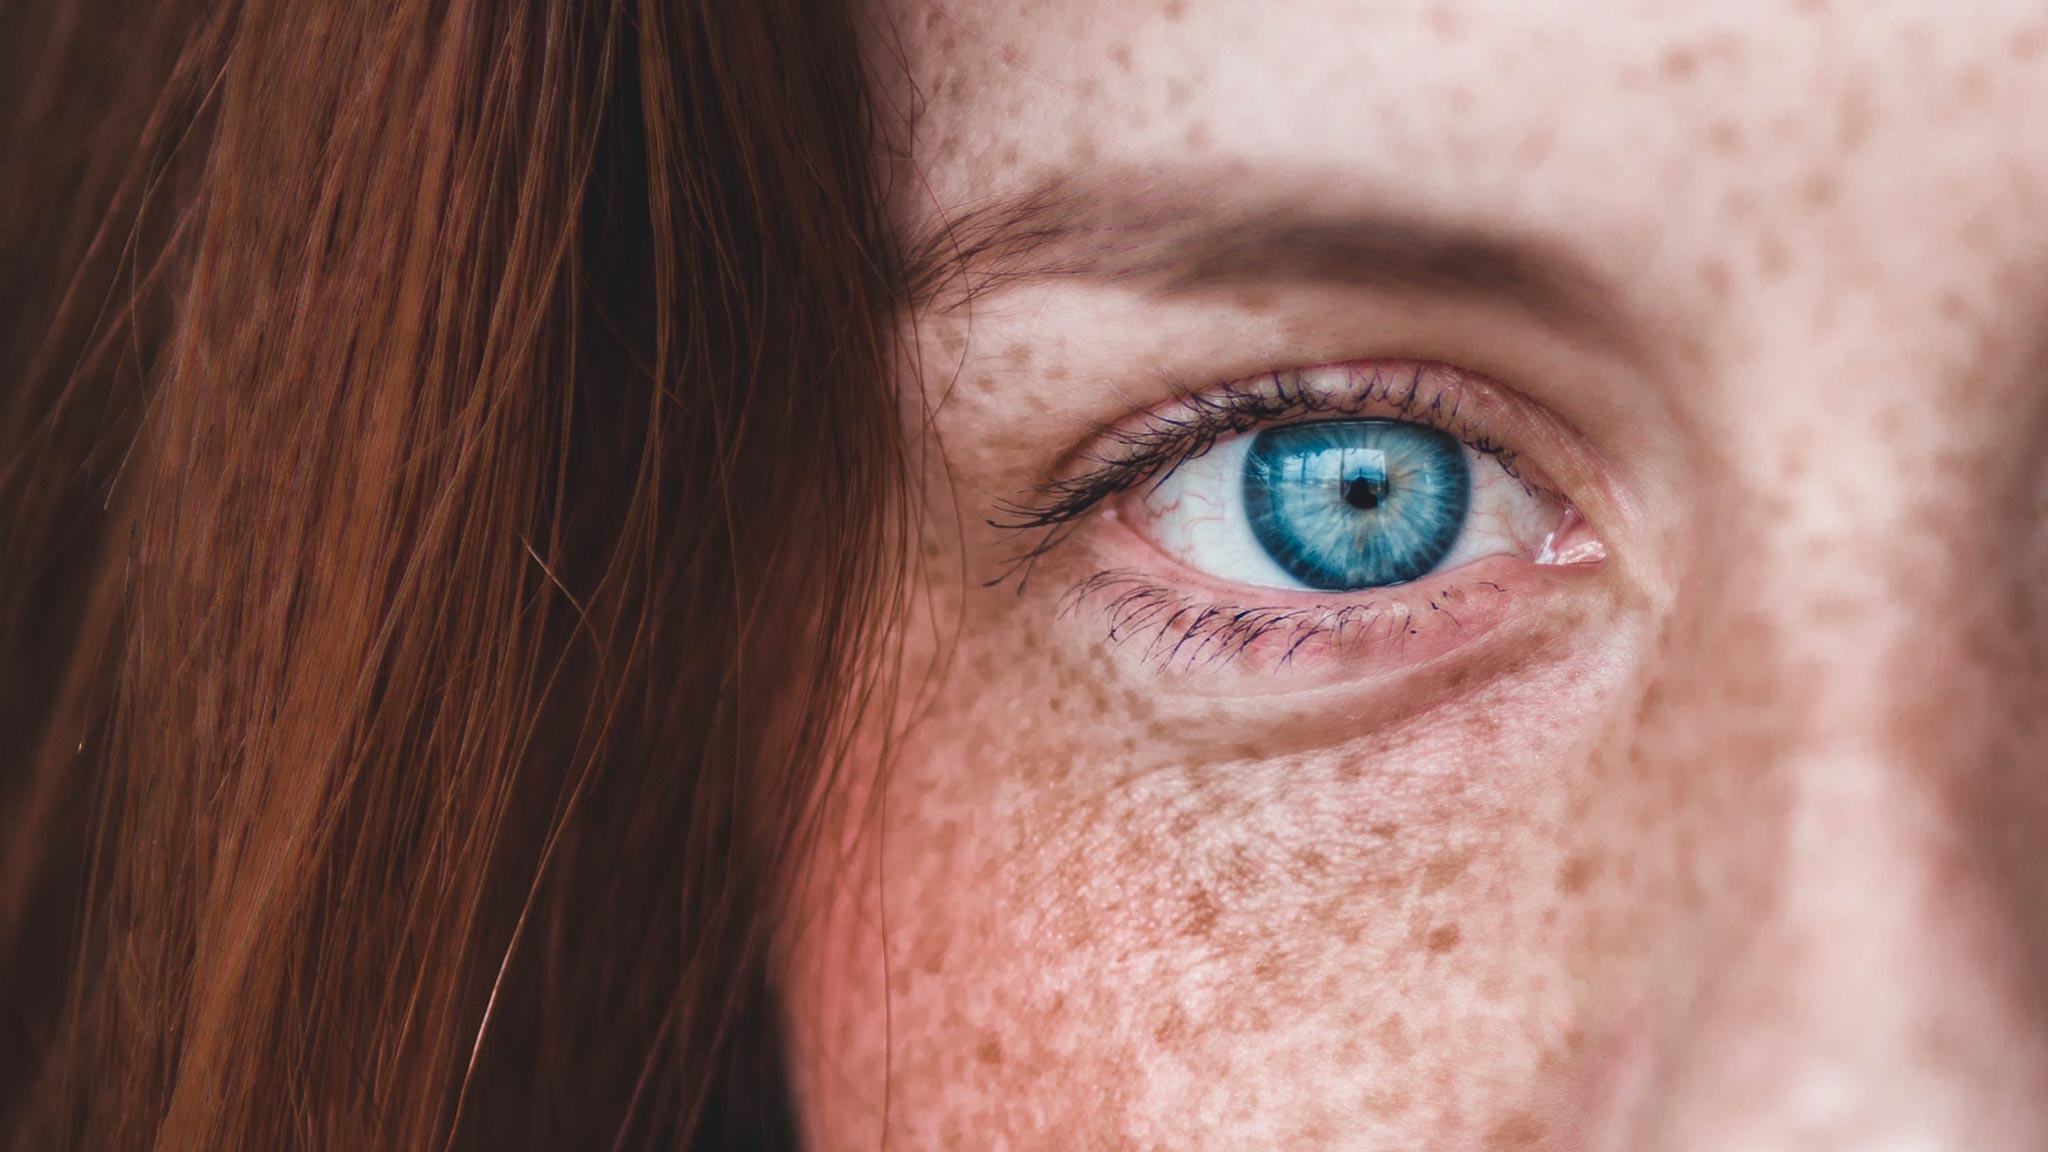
901, 171, 1645, 355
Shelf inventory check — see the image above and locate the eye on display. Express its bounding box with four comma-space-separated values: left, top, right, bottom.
1134, 416, 1564, 593
995, 359, 1608, 676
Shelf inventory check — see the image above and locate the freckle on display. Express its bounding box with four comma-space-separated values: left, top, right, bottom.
1800, 171, 1838, 207
976, 1035, 1004, 1064
1512, 126, 1555, 167
1376, 1012, 1415, 1059
1183, 122, 1211, 150
2011, 26, 2048, 60
1489, 1112, 1545, 1146
1110, 42, 1133, 71
1180, 885, 1221, 938
1757, 229, 1790, 280
1660, 44, 1700, 81
1420, 847, 1472, 894
1362, 1083, 1412, 1115
1779, 433, 1824, 482
1699, 257, 1732, 302
1558, 854, 1596, 894
1163, 0, 1186, 18
1706, 118, 1744, 155
1427, 2, 1465, 42
1368, 821, 1401, 840
1957, 65, 1991, 107
1000, 43, 1023, 67
1153, 1001, 1188, 1043
1426, 923, 1463, 953
1165, 75, 1196, 110
1120, 687, 1156, 721
1002, 340, 1033, 368
1220, 844, 1259, 890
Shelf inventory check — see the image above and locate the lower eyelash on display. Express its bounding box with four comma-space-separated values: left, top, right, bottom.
1063, 569, 1508, 670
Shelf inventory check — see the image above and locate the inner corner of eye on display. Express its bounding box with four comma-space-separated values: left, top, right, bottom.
1530, 503, 1606, 567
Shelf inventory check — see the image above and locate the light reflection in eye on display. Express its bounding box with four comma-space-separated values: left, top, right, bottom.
1242, 420, 1471, 590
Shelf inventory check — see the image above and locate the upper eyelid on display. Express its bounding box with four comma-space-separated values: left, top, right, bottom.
993, 367, 1367, 529
993, 361, 1551, 543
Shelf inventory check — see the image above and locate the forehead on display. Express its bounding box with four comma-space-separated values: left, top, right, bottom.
874, 0, 2048, 312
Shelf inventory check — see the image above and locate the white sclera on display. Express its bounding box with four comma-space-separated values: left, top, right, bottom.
1134, 425, 1563, 593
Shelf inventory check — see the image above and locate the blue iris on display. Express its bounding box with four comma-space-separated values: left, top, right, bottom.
1242, 420, 1470, 590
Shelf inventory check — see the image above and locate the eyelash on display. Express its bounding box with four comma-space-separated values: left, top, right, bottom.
992, 362, 1541, 579
983, 359, 1593, 671
1059, 568, 1511, 671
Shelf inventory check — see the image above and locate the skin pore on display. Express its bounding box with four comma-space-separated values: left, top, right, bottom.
780, 2, 2048, 1149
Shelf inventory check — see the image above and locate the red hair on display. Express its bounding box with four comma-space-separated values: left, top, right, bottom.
1, 1, 907, 1146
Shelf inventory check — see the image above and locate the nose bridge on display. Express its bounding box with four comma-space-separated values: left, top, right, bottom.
1610, 332, 2048, 1148
1682, 289, 2029, 755
1620, 664, 2048, 1149
1639, 749, 2047, 1149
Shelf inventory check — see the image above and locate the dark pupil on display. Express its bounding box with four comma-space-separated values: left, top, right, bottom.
1341, 474, 1389, 510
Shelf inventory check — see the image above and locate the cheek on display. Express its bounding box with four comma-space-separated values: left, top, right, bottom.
779, 600, 1665, 1151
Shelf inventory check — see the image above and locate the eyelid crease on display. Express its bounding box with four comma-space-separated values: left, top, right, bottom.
987, 360, 1552, 586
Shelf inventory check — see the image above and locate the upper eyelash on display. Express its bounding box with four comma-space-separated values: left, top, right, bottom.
987, 362, 1530, 584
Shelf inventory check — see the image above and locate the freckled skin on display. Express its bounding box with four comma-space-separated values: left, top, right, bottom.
782, 3, 2048, 1150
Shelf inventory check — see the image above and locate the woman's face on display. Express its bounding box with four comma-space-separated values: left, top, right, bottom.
783, 2, 2048, 1148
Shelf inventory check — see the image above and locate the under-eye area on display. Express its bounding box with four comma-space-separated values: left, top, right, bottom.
1005, 359, 1611, 683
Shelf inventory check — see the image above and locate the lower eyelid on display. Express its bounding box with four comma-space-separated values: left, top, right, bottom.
1061, 551, 1594, 693
1072, 482, 1605, 689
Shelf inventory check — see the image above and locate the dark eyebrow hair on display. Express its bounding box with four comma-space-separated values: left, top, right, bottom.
901, 170, 1645, 356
